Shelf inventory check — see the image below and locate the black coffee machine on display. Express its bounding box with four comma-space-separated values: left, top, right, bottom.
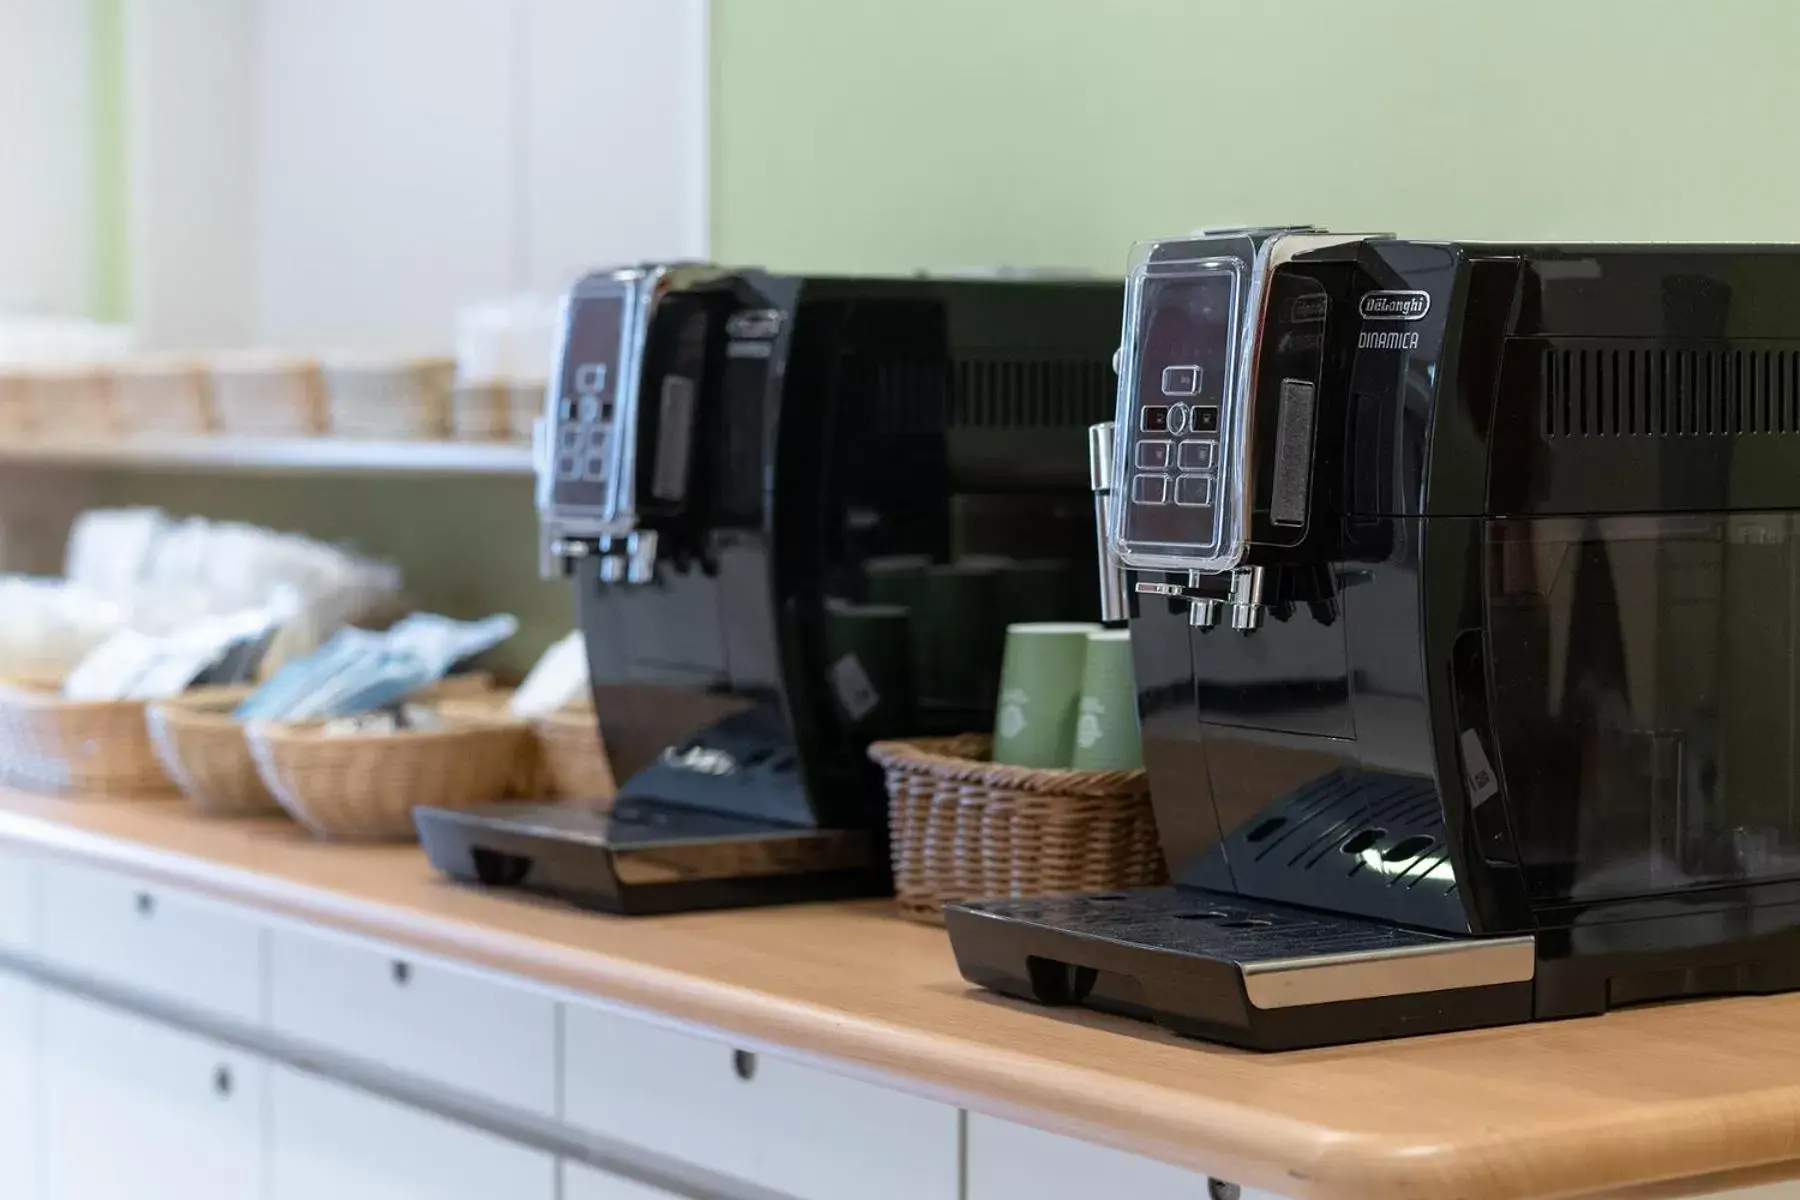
947, 228, 1800, 1048
418, 264, 1121, 913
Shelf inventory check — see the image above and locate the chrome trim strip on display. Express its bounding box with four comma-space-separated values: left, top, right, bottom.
1240, 936, 1535, 1010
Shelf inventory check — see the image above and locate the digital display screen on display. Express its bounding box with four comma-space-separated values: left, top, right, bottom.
551, 291, 627, 510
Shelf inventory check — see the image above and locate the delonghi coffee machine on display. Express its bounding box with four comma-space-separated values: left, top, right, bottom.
417, 264, 1121, 913
946, 228, 1800, 1048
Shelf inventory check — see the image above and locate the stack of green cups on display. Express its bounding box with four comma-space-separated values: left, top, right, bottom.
1070, 628, 1142, 771
991, 623, 1141, 770
991, 622, 1097, 768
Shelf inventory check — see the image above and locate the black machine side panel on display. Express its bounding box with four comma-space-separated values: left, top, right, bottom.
1137, 242, 1503, 936
581, 273, 1121, 834
1484, 247, 1800, 516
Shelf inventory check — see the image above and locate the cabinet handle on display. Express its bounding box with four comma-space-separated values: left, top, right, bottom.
134, 892, 155, 918
391, 960, 411, 986
731, 1049, 758, 1082
213, 1065, 233, 1098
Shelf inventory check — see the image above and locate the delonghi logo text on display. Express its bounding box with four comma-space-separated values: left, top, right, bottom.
1359, 290, 1431, 321
726, 309, 783, 339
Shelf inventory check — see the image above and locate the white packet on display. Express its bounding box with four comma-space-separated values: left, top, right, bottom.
508, 631, 589, 717
63, 630, 165, 700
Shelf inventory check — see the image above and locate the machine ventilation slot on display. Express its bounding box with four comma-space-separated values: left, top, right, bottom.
872, 358, 1114, 433
1541, 345, 1800, 438
872, 361, 950, 434
954, 358, 1114, 429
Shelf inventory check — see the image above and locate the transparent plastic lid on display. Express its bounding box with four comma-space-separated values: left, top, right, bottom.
536, 268, 656, 534
1107, 233, 1262, 574
1107, 228, 1364, 574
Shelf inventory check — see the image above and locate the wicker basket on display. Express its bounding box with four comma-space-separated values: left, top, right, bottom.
0, 679, 178, 797
210, 353, 327, 436
246, 713, 528, 841
24, 366, 116, 439
429, 684, 548, 799
324, 357, 454, 440
449, 380, 510, 440
0, 371, 32, 438
114, 358, 213, 436
532, 705, 616, 805
867, 734, 1164, 924
146, 686, 282, 817
507, 381, 545, 442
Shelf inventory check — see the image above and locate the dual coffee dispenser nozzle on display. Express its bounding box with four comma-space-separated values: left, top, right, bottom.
1089, 420, 1263, 634
548, 531, 659, 586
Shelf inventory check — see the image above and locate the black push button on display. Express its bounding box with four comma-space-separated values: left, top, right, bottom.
1178, 439, 1216, 471
1161, 364, 1201, 395
1140, 406, 1170, 433
1192, 406, 1221, 433
1131, 473, 1170, 505
1135, 440, 1171, 470
1175, 474, 1213, 507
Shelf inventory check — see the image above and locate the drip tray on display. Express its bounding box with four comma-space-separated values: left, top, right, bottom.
415, 802, 884, 916
944, 888, 1536, 1050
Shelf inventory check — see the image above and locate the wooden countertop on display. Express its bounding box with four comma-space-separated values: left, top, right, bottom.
2, 789, 1799, 1200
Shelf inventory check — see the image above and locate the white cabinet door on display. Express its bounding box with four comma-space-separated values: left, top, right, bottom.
41, 991, 265, 1200
38, 861, 266, 1025
270, 1065, 556, 1200
563, 1002, 960, 1200
966, 1114, 1289, 1200
268, 926, 557, 1117
0, 970, 40, 1200
0, 846, 35, 952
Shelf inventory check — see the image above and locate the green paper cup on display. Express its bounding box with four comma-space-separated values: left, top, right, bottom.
1071, 628, 1141, 771
991, 621, 1099, 768
824, 599, 915, 738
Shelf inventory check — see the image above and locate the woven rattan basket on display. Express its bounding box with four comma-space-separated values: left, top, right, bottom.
867, 734, 1164, 924
0, 370, 32, 438
146, 686, 282, 818
533, 705, 616, 805
246, 713, 528, 841
508, 381, 544, 442
114, 358, 213, 436
449, 380, 510, 440
324, 357, 454, 439
209, 353, 326, 436
0, 679, 178, 797
24, 366, 116, 439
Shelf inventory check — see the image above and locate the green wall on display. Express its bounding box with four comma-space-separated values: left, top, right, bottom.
90, 1, 1800, 674
713, 0, 1800, 274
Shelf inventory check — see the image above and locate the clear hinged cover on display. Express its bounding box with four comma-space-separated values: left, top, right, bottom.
1107, 233, 1264, 574
1107, 227, 1365, 574
536, 266, 660, 538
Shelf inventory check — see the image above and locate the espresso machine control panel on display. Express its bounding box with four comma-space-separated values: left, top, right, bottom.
1104, 229, 1361, 630
1109, 236, 1264, 577
547, 281, 633, 516
1113, 261, 1240, 570
536, 268, 661, 580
